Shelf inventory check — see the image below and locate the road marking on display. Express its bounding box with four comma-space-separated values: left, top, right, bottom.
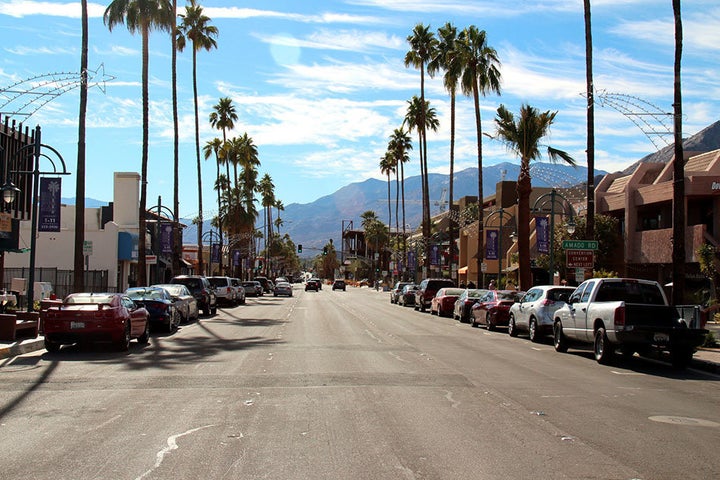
135, 424, 216, 480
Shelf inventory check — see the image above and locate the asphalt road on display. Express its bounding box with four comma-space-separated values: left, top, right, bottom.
0, 285, 718, 480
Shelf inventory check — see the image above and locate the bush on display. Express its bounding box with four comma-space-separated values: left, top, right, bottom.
702, 331, 717, 348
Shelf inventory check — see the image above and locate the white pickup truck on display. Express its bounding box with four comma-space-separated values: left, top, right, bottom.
552, 278, 708, 368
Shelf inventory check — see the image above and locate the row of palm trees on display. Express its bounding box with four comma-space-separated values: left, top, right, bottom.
100, 0, 280, 284
394, 22, 578, 289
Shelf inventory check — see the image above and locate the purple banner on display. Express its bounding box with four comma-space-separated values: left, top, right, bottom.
485, 229, 499, 260
430, 244, 439, 265
160, 223, 173, 254
233, 249, 240, 266
38, 177, 61, 232
407, 251, 416, 271
211, 243, 221, 263
536, 216, 549, 254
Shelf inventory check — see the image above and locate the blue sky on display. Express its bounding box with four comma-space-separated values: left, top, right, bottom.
1, 1, 718, 221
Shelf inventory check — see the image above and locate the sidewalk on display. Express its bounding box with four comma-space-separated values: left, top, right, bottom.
2, 325, 720, 373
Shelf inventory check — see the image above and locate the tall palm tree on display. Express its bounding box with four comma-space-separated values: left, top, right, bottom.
458, 26, 501, 286
404, 96, 439, 273
671, 0, 685, 304
74, 0, 89, 292
202, 138, 223, 272
429, 21, 461, 277
259, 174, 275, 277
583, 0, 595, 246
379, 152, 395, 227
104, 0, 173, 286
492, 104, 576, 291
209, 97, 238, 183
170, 0, 180, 277
177, 0, 218, 275
389, 127, 412, 273
405, 24, 437, 271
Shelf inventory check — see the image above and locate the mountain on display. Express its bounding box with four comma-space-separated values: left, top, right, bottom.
181, 161, 602, 256
61, 197, 109, 208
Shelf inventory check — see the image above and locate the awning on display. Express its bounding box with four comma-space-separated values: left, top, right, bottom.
458, 266, 468, 274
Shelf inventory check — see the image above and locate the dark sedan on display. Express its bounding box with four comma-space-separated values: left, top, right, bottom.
305, 279, 319, 291
126, 287, 181, 333
470, 289, 524, 330
398, 284, 419, 307
152, 283, 199, 324
453, 289, 487, 323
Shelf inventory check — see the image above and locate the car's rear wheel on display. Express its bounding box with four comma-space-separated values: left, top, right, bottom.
138, 321, 150, 344
508, 316, 518, 337
594, 327, 614, 364
528, 319, 539, 343
553, 321, 568, 353
44, 337, 61, 353
486, 313, 496, 331
117, 323, 131, 351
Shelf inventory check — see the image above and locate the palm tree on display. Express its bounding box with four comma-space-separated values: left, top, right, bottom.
170, 0, 180, 277
379, 152, 395, 227
74, 0, 89, 292
492, 104, 576, 291
202, 138, 223, 271
259, 174, 275, 277
458, 26, 501, 286
671, 0, 685, 304
104, 0, 173, 286
209, 97, 238, 183
177, 0, 218, 275
429, 21, 461, 277
405, 24, 437, 270
584, 0, 595, 245
389, 127, 412, 273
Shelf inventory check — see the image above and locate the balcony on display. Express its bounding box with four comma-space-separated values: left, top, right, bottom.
628, 224, 708, 264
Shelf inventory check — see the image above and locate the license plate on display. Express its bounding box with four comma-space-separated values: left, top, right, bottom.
70, 321, 85, 329
653, 333, 670, 343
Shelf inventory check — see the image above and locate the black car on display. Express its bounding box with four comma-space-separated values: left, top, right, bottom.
399, 284, 419, 307
170, 275, 217, 316
332, 279, 346, 291
305, 279, 319, 291
391, 281, 413, 304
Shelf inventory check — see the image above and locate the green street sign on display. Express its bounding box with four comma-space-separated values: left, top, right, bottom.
562, 240, 598, 250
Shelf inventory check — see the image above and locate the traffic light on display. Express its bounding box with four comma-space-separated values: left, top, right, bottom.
323, 246, 328, 256
297, 244, 303, 253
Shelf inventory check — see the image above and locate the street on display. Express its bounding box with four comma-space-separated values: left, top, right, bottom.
1, 284, 718, 480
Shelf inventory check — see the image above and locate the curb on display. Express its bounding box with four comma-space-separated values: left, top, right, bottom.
0, 338, 45, 361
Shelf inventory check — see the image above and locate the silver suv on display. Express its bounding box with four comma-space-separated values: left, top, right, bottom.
208, 276, 239, 306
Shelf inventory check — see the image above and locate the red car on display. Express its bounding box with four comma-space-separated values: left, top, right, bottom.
470, 290, 524, 330
42, 293, 150, 352
430, 288, 466, 317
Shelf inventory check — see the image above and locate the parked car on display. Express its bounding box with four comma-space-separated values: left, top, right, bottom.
414, 278, 455, 312
170, 275, 217, 316
508, 286, 575, 342
274, 281, 293, 297
305, 279, 319, 292
126, 286, 181, 333
208, 276, 239, 307
390, 281, 413, 304
453, 289, 487, 323
332, 279, 346, 291
152, 283, 199, 323
242, 281, 263, 297
230, 278, 246, 305
399, 284, 419, 307
430, 288, 465, 317
42, 292, 150, 352
471, 290, 524, 330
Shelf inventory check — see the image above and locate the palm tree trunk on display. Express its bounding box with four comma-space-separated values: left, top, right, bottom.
137, 23, 150, 287
448, 91, 456, 280
171, 0, 180, 277
419, 67, 431, 274
517, 160, 532, 290
73, 0, 88, 292
671, 0, 685, 304
472, 83, 484, 287
386, 173, 391, 227
193, 48, 203, 275
395, 167, 400, 275
584, 0, 595, 244
401, 160, 407, 278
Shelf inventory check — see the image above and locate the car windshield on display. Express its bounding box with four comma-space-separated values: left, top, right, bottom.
127, 288, 166, 300
65, 293, 115, 304
208, 278, 228, 287
444, 288, 465, 296
175, 278, 202, 290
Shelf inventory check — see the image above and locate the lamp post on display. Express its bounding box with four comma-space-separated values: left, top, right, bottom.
532, 189, 576, 284
147, 195, 178, 283
484, 208, 516, 288
201, 229, 221, 276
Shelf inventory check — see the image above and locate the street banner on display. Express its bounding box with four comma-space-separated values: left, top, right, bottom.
233, 249, 240, 266
486, 229, 498, 260
431, 244, 439, 265
536, 216, 549, 254
211, 243, 221, 263
39, 177, 61, 232
160, 223, 173, 254
408, 251, 416, 271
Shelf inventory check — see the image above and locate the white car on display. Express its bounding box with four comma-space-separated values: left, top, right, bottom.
208, 276, 238, 306
508, 286, 575, 342
274, 281, 293, 297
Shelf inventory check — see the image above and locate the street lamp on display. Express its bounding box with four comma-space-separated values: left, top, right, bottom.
532, 189, 576, 284
484, 208, 516, 288
201, 229, 221, 276
147, 195, 178, 283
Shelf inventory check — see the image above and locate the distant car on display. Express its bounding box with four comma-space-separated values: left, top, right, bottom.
208, 276, 239, 306
310, 278, 323, 290
152, 283, 199, 323
391, 281, 413, 303
471, 290, 524, 330
398, 284, 419, 307
430, 288, 465, 317
170, 275, 217, 316
42, 292, 150, 352
242, 281, 263, 297
305, 279, 319, 291
126, 286, 181, 333
453, 289, 488, 323
415, 278, 455, 312
230, 278, 246, 305
508, 286, 575, 342
275, 277, 288, 284
254, 276, 273, 294
332, 279, 346, 291
274, 281, 293, 297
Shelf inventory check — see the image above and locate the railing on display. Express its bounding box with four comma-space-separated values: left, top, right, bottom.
2, 268, 111, 305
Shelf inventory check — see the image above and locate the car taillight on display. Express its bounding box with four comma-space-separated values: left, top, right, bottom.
541, 299, 555, 306
614, 305, 626, 327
